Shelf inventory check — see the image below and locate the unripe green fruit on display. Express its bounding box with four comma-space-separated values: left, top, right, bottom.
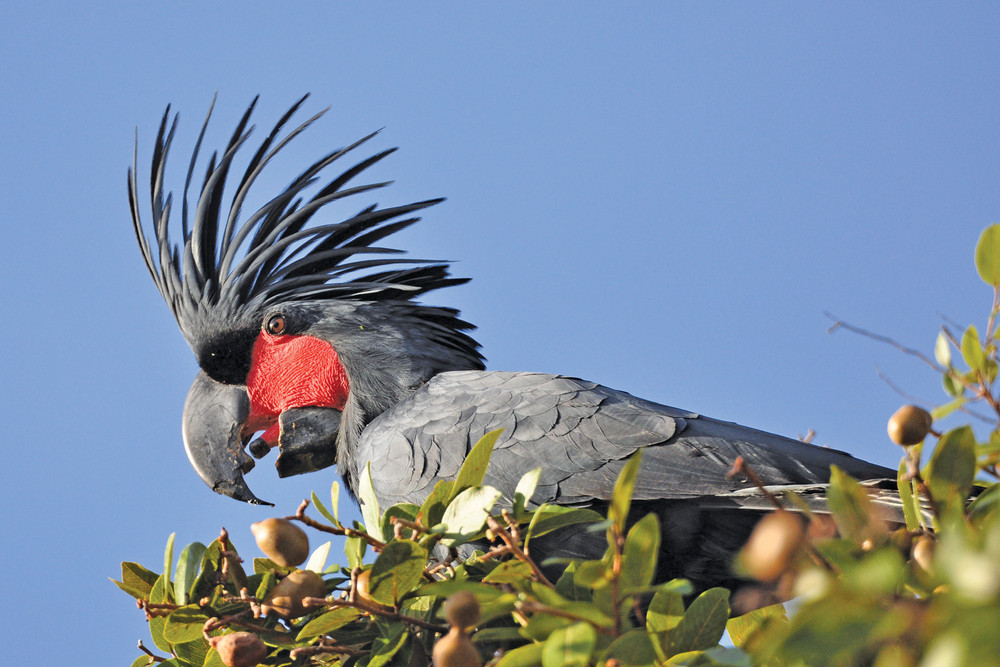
209, 632, 267, 667
432, 626, 482, 667
251, 518, 310, 567
443, 590, 480, 630
260, 569, 326, 619
887, 405, 933, 446
740, 510, 805, 583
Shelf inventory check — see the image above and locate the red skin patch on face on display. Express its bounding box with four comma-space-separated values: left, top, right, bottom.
245, 333, 350, 445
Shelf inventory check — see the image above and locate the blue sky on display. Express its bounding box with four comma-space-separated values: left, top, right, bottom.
3, 3, 1000, 663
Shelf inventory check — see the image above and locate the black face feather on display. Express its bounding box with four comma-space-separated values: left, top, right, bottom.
129, 94, 484, 381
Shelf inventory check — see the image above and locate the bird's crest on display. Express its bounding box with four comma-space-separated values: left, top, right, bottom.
128, 94, 473, 353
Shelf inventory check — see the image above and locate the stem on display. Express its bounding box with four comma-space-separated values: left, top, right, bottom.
288, 500, 387, 550
484, 515, 554, 588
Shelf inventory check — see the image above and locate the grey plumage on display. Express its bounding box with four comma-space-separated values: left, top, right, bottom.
131, 97, 898, 594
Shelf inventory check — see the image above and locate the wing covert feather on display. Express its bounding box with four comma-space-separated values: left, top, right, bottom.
356, 370, 894, 510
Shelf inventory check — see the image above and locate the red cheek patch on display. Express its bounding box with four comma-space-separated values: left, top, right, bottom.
246, 333, 350, 429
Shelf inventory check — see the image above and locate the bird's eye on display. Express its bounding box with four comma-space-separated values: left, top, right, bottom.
265, 315, 286, 335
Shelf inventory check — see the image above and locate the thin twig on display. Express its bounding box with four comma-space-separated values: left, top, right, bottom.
137, 640, 166, 663
485, 515, 554, 588
288, 500, 387, 550
309, 597, 449, 633
825, 312, 944, 373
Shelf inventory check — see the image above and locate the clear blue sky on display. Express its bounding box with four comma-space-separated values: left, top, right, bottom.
3, 3, 999, 663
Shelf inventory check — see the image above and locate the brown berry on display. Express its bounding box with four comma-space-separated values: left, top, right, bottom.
251, 518, 310, 567
887, 405, 933, 446
209, 632, 267, 667
443, 590, 480, 630
432, 626, 482, 667
912, 535, 935, 575
260, 569, 326, 619
739, 510, 805, 582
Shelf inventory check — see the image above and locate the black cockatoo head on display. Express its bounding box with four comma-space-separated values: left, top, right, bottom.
130, 96, 484, 504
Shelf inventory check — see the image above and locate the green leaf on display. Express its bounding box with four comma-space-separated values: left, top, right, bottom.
330, 480, 341, 523
345, 535, 365, 571
603, 629, 658, 665
173, 638, 209, 667
113, 561, 160, 600
304, 540, 331, 574
452, 429, 503, 499
542, 622, 597, 667
174, 542, 207, 606
368, 627, 410, 667
382, 503, 420, 543
931, 396, 968, 420
897, 459, 922, 532
622, 513, 660, 592
297, 607, 362, 640
555, 563, 593, 602
417, 580, 506, 601
370, 540, 428, 605
924, 425, 977, 506
526, 505, 603, 546
359, 461, 384, 541
572, 559, 610, 589
647, 586, 686, 632
843, 547, 905, 594
149, 575, 173, 652
495, 642, 544, 667
942, 372, 965, 398
726, 603, 786, 648
419, 479, 454, 528
961, 325, 986, 374
163, 532, 176, 585
968, 482, 1000, 521
610, 452, 642, 535
195, 534, 247, 596
514, 467, 542, 518
483, 559, 534, 585
163, 604, 210, 643
975, 223, 1000, 286
311, 489, 338, 527
665, 588, 730, 656
203, 648, 227, 667
827, 466, 875, 544
440, 485, 503, 547
522, 611, 574, 641
935, 330, 952, 367
256, 569, 278, 600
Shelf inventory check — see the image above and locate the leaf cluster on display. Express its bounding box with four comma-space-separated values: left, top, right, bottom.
728, 224, 1000, 666
117, 432, 737, 666
117, 225, 1000, 666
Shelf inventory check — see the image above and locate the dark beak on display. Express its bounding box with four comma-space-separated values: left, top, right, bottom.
182, 371, 272, 505
182, 372, 342, 505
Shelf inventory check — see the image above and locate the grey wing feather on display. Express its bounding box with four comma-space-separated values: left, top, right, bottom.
356, 370, 895, 511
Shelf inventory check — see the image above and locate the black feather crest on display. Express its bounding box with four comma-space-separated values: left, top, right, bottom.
129, 95, 470, 351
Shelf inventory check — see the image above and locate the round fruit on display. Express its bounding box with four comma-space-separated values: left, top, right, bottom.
209, 632, 267, 667
887, 405, 933, 446
432, 626, 482, 667
739, 510, 805, 583
443, 590, 480, 630
260, 569, 326, 619
912, 535, 935, 575
251, 518, 310, 567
